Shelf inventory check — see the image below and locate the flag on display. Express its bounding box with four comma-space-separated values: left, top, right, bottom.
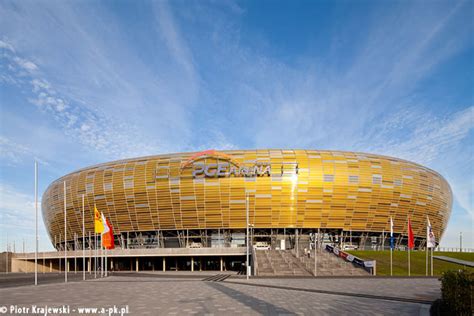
390, 217, 394, 250
101, 213, 115, 250
94, 206, 104, 234
426, 216, 436, 248
408, 217, 415, 250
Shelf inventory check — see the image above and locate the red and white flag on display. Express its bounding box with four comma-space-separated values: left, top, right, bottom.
426, 216, 436, 248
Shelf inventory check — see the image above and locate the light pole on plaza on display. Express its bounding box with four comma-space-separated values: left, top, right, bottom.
35, 161, 38, 285
82, 194, 85, 281
246, 192, 249, 280
64, 181, 67, 283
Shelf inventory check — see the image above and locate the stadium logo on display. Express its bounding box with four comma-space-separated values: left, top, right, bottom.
181, 149, 271, 178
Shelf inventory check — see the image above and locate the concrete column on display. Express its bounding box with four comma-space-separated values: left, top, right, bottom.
199, 258, 202, 271
67, 260, 70, 272
191, 257, 194, 272
136, 258, 139, 272
163, 257, 166, 272
88, 258, 91, 272
111, 258, 113, 271
220, 257, 223, 272
152, 259, 155, 272
49, 261, 52, 272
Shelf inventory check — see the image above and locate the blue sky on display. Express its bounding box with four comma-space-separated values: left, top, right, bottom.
0, 0, 472, 251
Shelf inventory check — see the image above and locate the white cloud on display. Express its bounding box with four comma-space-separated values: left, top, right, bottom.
0, 183, 52, 251
361, 106, 474, 165
31, 78, 51, 93
154, 1, 197, 81
0, 39, 14, 52
1, 40, 166, 161
13, 56, 38, 72
0, 3, 201, 161
439, 208, 474, 248
0, 183, 35, 217
0, 136, 49, 166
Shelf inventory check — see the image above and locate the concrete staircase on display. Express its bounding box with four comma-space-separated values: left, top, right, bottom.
254, 249, 369, 276
254, 250, 312, 276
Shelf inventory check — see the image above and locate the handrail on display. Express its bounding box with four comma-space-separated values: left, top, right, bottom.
326, 245, 376, 275
251, 246, 257, 276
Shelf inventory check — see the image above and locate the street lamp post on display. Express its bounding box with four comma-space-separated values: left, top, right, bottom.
246, 193, 249, 280
64, 181, 67, 283
35, 161, 38, 285
82, 194, 85, 281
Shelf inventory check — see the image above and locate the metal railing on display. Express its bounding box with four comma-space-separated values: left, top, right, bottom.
436, 247, 474, 253
13, 247, 246, 260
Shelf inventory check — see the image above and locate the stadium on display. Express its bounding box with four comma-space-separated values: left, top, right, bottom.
37, 149, 452, 274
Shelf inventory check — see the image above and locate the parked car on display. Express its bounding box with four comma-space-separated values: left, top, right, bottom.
188, 242, 203, 248
342, 244, 358, 251
254, 241, 270, 250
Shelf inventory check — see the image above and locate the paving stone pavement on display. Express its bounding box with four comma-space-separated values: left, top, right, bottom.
0, 275, 435, 315
228, 277, 441, 302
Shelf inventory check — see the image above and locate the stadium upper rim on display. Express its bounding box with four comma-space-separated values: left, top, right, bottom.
47, 148, 450, 187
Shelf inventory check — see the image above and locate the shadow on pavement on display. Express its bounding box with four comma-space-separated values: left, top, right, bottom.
207, 281, 294, 315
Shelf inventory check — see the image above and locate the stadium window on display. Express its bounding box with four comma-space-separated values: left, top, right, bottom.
372, 175, 382, 184
348, 175, 359, 183
323, 174, 334, 182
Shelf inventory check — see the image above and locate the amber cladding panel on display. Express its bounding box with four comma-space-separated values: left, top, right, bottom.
41, 150, 452, 243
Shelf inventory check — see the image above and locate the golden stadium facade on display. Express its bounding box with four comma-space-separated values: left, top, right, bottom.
42, 149, 452, 251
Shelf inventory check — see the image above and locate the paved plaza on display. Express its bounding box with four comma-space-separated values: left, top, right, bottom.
0, 273, 438, 315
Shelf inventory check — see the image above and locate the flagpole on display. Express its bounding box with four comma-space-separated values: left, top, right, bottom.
74, 233, 77, 274
408, 245, 410, 276
88, 231, 91, 275
105, 248, 107, 277
101, 235, 103, 277
408, 216, 411, 277
6, 234, 8, 274
431, 247, 433, 276
390, 246, 393, 276
94, 233, 97, 278
82, 194, 85, 281
425, 244, 428, 276
34, 161, 38, 285
390, 216, 393, 276
64, 181, 67, 283
425, 216, 428, 276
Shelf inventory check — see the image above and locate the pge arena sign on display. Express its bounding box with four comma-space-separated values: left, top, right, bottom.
181, 149, 271, 178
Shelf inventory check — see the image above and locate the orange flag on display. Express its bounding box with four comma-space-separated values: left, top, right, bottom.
101, 214, 115, 250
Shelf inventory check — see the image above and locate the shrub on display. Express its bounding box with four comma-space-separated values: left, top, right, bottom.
437, 270, 473, 315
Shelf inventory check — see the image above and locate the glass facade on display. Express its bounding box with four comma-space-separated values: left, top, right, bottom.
42, 149, 452, 247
